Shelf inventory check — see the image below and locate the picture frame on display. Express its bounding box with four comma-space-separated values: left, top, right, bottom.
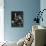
11, 11, 24, 27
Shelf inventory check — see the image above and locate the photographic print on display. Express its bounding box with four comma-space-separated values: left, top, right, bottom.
11, 11, 24, 27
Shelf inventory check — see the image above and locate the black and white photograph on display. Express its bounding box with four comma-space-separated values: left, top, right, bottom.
11, 11, 24, 27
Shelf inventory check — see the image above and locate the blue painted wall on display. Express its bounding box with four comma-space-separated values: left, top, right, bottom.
4, 0, 40, 42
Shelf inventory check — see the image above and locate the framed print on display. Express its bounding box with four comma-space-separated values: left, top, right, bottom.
11, 11, 24, 27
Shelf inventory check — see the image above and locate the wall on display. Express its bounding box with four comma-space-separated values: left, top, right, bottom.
0, 0, 4, 42
0, 8, 4, 42
40, 0, 46, 27
4, 0, 40, 42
